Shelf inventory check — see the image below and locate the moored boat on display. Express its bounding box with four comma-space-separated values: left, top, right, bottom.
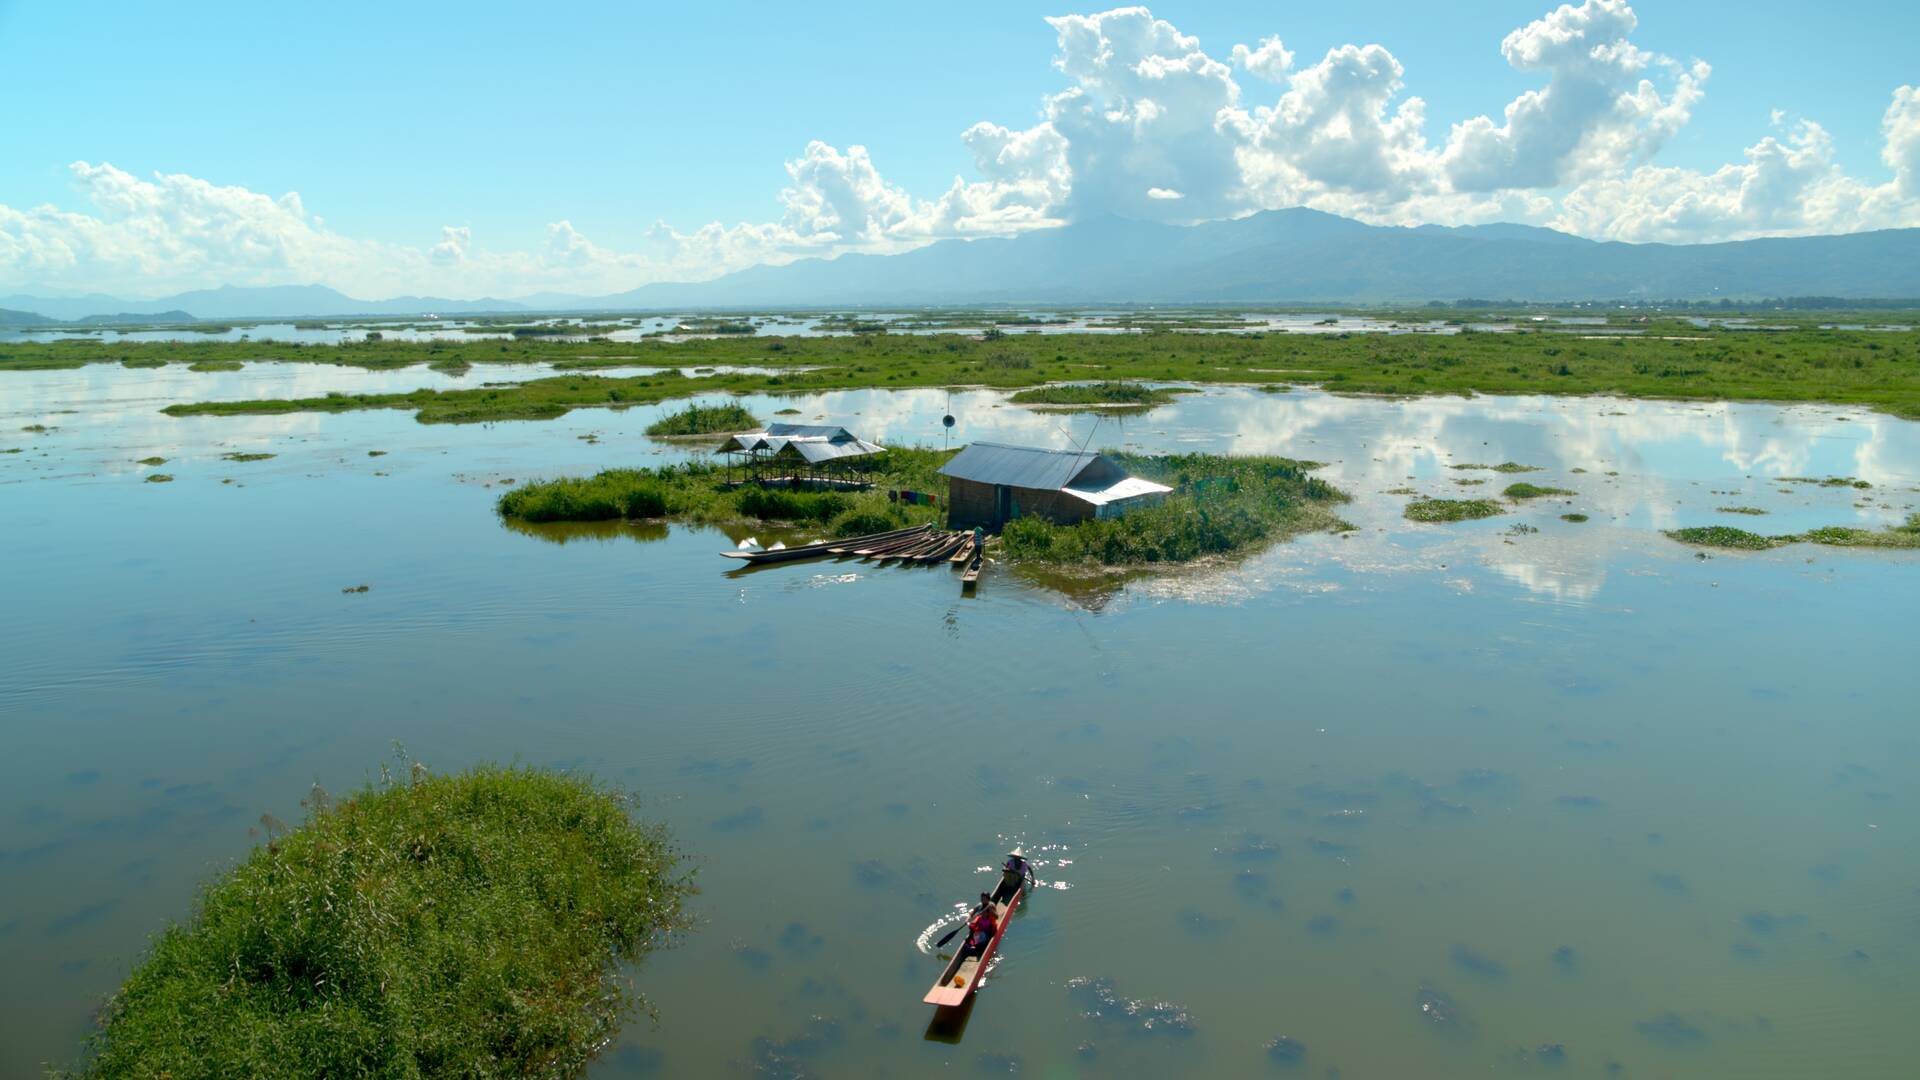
721, 524, 927, 564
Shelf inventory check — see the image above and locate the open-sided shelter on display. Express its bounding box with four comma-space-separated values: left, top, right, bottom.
716, 422, 886, 487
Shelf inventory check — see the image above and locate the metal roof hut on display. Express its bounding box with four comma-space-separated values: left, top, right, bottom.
938, 441, 1172, 530
715, 422, 886, 490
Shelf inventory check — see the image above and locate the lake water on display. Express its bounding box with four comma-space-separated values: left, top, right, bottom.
3, 369, 1918, 1078
0, 310, 1508, 346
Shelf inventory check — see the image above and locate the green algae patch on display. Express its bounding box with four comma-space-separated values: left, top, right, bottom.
1009, 381, 1191, 408
1561, 513, 1590, 523
644, 402, 758, 438
1717, 506, 1769, 515
1780, 476, 1871, 489
997, 453, 1347, 567
221, 452, 275, 463
61, 763, 690, 1080
1504, 482, 1575, 500
1405, 498, 1503, 523
136, 456, 168, 466
1666, 515, 1920, 551
143, 473, 174, 484
120, 357, 167, 369
188, 359, 244, 372
1450, 462, 1541, 473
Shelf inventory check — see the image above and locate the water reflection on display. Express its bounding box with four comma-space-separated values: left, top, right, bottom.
499, 517, 669, 545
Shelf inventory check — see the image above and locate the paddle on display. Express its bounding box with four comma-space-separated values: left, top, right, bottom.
933, 897, 990, 949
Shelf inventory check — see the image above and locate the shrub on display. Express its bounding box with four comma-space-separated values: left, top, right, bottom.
644, 402, 757, 437
63, 764, 690, 1080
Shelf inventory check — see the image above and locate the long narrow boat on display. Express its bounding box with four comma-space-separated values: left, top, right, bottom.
878, 535, 945, 563
948, 538, 975, 564
961, 552, 983, 587
840, 528, 935, 557
912, 536, 966, 563
721, 524, 925, 564
924, 878, 1024, 1007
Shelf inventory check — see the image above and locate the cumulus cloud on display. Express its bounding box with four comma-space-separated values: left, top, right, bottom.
3, 2, 1917, 299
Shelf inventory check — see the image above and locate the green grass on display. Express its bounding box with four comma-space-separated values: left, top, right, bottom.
0, 316, 1909, 423
1504, 482, 1575, 499
1717, 505, 1769, 515
60, 763, 690, 1080
997, 453, 1348, 566
1666, 514, 1920, 550
643, 402, 759, 438
1007, 381, 1189, 408
1405, 498, 1503, 523
500, 448, 952, 536
188, 359, 244, 372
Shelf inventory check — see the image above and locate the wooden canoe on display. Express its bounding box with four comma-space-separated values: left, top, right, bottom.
722, 524, 924, 564
842, 528, 935, 557
924, 878, 1024, 1007
961, 552, 983, 587
878, 533, 948, 562
913, 536, 966, 563
948, 538, 975, 564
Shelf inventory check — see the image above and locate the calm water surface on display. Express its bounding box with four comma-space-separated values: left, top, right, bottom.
3, 371, 1918, 1077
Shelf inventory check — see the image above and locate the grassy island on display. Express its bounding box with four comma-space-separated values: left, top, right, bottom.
64, 763, 690, 1080
1665, 514, 1920, 551
998, 453, 1349, 566
1405, 498, 1504, 523
644, 402, 759, 438
1007, 381, 1191, 409
502, 448, 1352, 569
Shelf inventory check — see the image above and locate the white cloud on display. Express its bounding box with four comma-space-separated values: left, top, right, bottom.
1, 3, 1917, 299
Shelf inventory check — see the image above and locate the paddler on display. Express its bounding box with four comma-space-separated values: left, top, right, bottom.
999, 847, 1036, 900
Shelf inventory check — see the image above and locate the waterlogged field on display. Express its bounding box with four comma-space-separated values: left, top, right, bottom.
3, 366, 1918, 1077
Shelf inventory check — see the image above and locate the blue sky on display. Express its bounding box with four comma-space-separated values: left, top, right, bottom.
2, 1, 1917, 298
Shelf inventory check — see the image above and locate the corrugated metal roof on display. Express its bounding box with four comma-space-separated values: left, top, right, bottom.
765, 422, 853, 440
1062, 475, 1174, 506
775, 437, 886, 463
938, 441, 1108, 490
717, 423, 881, 457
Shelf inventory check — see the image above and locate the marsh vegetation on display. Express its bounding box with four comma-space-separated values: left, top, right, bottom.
61, 763, 689, 1080
1665, 515, 1920, 550
1405, 498, 1504, 523
643, 402, 759, 438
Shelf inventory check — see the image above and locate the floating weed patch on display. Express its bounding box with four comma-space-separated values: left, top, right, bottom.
187, 359, 243, 372
1717, 506, 1768, 515
22, 424, 48, 433
1504, 483, 1574, 500
644, 402, 758, 437
143, 474, 174, 484
62, 763, 690, 1080
1666, 515, 1920, 551
1009, 381, 1189, 408
1450, 462, 1541, 473
1779, 476, 1871, 489
367, 450, 387, 457
1383, 486, 1419, 495
428, 358, 472, 375
1454, 478, 1487, 486
774, 407, 802, 415
221, 452, 275, 463
1560, 513, 1589, 522
1405, 498, 1503, 523
136, 456, 167, 466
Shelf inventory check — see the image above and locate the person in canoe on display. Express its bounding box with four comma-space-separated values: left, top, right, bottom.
959, 892, 997, 958
997, 847, 1036, 902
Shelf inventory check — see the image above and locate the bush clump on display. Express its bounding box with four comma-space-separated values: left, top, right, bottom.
64, 764, 691, 1080
1008, 381, 1186, 407
643, 402, 758, 437
498, 470, 668, 522
1504, 482, 1574, 500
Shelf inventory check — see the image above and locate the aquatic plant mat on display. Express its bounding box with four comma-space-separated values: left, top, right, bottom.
62, 763, 690, 1079
499, 448, 954, 537
5, 321, 1908, 421
1665, 515, 1920, 551
995, 453, 1351, 567
644, 402, 758, 437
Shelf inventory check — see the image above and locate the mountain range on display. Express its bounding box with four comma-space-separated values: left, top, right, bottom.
6, 209, 1919, 320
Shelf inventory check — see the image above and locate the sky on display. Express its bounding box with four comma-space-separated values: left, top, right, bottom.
2, 0, 1917, 300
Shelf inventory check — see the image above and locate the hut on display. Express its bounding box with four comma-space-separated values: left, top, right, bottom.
716, 422, 885, 489
938, 441, 1172, 530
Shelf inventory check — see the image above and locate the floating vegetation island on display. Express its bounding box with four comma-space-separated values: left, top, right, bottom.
500, 449, 1351, 569
1665, 515, 1920, 551
643, 402, 760, 438
61, 764, 690, 1079
1007, 381, 1192, 409
1405, 498, 1504, 523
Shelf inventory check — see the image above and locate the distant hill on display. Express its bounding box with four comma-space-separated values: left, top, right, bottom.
8, 210, 1920, 317
593, 209, 1920, 307
0, 307, 56, 327
77, 310, 198, 326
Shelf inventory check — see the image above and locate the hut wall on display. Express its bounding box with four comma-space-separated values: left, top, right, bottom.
1010, 487, 1097, 526
946, 477, 1000, 529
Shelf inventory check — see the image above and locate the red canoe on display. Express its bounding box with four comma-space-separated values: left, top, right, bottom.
924, 878, 1023, 1007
